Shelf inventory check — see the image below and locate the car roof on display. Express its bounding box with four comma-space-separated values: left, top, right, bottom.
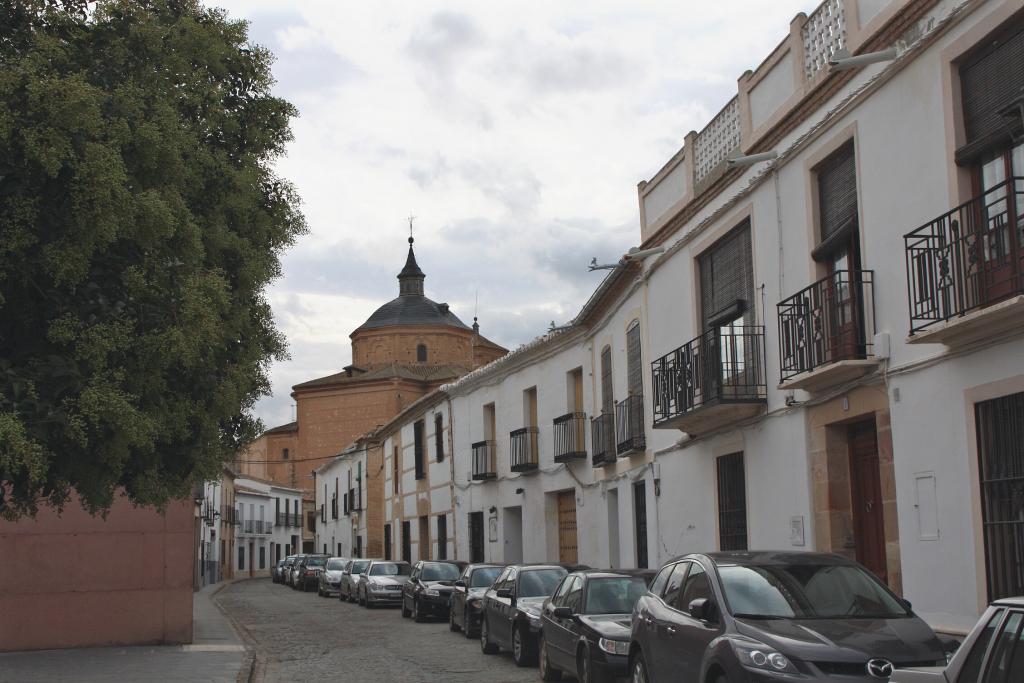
666, 551, 857, 567
509, 563, 575, 571
468, 563, 506, 570
993, 596, 1024, 607
573, 569, 657, 580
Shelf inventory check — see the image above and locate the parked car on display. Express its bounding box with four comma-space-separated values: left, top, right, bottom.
318, 557, 349, 597
630, 551, 946, 683
273, 556, 293, 584
356, 560, 411, 607
339, 558, 372, 603
286, 554, 306, 587
295, 554, 329, 592
539, 569, 654, 683
890, 596, 1022, 683
401, 560, 465, 622
449, 563, 506, 638
479, 564, 570, 667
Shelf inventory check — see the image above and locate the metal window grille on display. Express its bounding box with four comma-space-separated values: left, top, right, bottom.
717, 452, 748, 551
553, 412, 587, 462
414, 420, 426, 480
600, 346, 614, 415
435, 413, 444, 462
510, 427, 539, 472
472, 440, 497, 479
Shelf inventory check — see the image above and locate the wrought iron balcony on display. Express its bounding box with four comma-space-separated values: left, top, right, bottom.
472, 440, 497, 480
905, 177, 1024, 345
276, 512, 286, 527
590, 412, 615, 467
221, 506, 237, 525
553, 412, 588, 462
615, 394, 646, 456
510, 427, 540, 472
652, 325, 766, 434
242, 519, 255, 534
289, 512, 301, 528
777, 270, 877, 391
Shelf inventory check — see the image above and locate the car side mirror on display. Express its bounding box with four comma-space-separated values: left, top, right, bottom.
552, 606, 574, 619
453, 580, 466, 588
688, 598, 714, 621
496, 588, 514, 599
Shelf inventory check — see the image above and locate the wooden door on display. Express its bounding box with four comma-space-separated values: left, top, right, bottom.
848, 419, 887, 582
557, 491, 578, 565
469, 512, 485, 563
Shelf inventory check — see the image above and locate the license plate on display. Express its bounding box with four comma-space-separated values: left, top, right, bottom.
386, 585, 400, 590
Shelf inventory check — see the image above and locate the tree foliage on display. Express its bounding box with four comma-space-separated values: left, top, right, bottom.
0, 0, 305, 518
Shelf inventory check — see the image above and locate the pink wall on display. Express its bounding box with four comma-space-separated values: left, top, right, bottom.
0, 493, 194, 652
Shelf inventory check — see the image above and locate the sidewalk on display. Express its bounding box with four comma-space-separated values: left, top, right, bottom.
0, 582, 247, 683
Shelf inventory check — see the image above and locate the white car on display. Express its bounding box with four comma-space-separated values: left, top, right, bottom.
318, 557, 349, 597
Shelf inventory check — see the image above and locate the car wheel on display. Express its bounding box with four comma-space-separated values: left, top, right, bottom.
413, 598, 426, 623
512, 623, 536, 667
578, 645, 610, 683
631, 652, 650, 683
449, 606, 460, 632
463, 608, 477, 639
539, 638, 563, 681
480, 616, 499, 655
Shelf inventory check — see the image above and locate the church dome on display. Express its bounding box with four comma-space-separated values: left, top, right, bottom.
354, 236, 470, 332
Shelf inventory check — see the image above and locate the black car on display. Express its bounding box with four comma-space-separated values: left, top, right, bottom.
295, 554, 329, 591
479, 564, 570, 667
630, 551, 946, 683
401, 560, 465, 622
540, 569, 654, 683
449, 563, 506, 638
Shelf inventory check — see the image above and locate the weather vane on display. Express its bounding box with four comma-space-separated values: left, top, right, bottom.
408, 215, 416, 242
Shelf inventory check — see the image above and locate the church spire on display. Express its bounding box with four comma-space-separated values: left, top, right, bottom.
398, 234, 425, 296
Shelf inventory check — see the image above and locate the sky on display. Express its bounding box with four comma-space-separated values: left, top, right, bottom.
211, 0, 814, 429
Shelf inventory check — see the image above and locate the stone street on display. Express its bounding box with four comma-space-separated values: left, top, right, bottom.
215, 578, 539, 683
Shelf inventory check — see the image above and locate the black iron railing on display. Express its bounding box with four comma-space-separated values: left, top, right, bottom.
222, 506, 237, 525
615, 394, 646, 456
778, 270, 875, 382
590, 412, 615, 466
553, 412, 587, 462
276, 512, 286, 527
290, 512, 301, 528
242, 519, 255, 534
261, 520, 273, 534
510, 427, 540, 472
472, 440, 497, 480
905, 177, 1024, 334
652, 325, 766, 426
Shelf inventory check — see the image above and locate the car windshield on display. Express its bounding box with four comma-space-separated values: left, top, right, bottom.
470, 567, 503, 588
718, 563, 910, 619
326, 559, 346, 570
369, 562, 411, 577
518, 569, 567, 598
422, 563, 461, 581
350, 560, 371, 574
584, 577, 649, 615
306, 557, 327, 567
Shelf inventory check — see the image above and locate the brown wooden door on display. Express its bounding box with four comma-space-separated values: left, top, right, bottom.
849, 420, 887, 582
557, 491, 578, 565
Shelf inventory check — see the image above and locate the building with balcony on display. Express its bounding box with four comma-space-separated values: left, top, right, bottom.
233, 477, 303, 577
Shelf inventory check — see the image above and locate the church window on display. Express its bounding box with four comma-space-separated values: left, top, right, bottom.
417, 344, 427, 362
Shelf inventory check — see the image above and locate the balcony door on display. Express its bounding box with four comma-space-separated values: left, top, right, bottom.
813, 141, 864, 363
959, 19, 1024, 304
698, 222, 754, 400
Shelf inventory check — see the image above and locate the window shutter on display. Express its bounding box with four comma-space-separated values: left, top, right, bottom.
817, 142, 858, 243
699, 222, 753, 327
626, 322, 642, 396
600, 346, 613, 415
958, 22, 1024, 162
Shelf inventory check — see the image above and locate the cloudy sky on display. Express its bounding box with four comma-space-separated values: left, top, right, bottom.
213, 0, 813, 428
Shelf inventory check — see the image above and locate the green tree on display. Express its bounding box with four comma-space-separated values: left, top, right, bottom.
0, 0, 305, 519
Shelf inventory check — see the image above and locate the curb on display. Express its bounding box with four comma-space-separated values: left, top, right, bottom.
211, 580, 268, 683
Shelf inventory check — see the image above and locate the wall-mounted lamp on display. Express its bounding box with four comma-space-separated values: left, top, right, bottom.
727, 150, 778, 168
829, 46, 898, 71
488, 506, 497, 515
514, 488, 524, 495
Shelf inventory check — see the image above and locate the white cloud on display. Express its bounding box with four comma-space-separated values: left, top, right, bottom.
211, 0, 816, 427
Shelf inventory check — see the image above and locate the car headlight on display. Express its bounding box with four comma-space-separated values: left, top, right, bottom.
731, 641, 798, 674
425, 588, 440, 597
467, 598, 481, 608
369, 581, 382, 590
598, 638, 630, 656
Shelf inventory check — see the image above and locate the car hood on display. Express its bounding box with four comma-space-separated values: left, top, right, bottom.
368, 576, 408, 586
734, 616, 944, 664
517, 596, 547, 613
578, 614, 631, 640
324, 570, 343, 580
424, 580, 453, 592
467, 587, 488, 598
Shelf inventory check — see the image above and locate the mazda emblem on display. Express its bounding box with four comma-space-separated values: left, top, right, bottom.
866, 658, 895, 679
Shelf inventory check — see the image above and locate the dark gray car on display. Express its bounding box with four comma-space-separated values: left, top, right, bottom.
630, 551, 946, 683
449, 563, 505, 638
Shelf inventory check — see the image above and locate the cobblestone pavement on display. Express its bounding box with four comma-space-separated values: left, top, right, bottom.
216, 578, 540, 683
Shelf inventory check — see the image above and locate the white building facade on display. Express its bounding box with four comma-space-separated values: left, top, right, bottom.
314, 442, 371, 559
235, 478, 303, 576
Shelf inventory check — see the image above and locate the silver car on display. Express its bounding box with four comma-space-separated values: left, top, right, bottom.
339, 559, 373, 603
357, 560, 411, 608
318, 557, 349, 597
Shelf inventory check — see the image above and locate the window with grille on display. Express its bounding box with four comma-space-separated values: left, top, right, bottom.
957, 20, 1024, 163
717, 452, 748, 551
414, 420, 426, 479
626, 320, 642, 396
814, 142, 858, 255
600, 346, 613, 415
699, 222, 753, 328
435, 413, 444, 462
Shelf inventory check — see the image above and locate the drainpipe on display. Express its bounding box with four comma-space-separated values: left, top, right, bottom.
445, 393, 459, 560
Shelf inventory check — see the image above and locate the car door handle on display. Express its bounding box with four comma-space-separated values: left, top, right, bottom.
666, 626, 676, 635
